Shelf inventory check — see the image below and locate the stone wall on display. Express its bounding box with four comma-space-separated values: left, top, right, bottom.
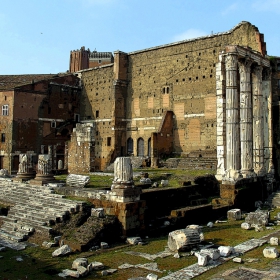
67, 123, 95, 174
76, 21, 267, 171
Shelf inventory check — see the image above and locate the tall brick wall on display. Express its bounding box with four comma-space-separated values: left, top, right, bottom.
77, 21, 267, 171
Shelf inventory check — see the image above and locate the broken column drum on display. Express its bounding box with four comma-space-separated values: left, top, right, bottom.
29, 154, 55, 185
15, 153, 36, 181
111, 157, 134, 189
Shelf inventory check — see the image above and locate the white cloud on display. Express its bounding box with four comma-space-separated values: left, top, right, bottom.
252, 0, 280, 13
173, 29, 207, 42
221, 3, 238, 16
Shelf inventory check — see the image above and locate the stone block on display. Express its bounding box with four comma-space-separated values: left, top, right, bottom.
227, 209, 241, 220
197, 253, 209, 266
218, 246, 234, 257
263, 247, 279, 258
52, 244, 72, 257
270, 237, 279, 246
147, 273, 158, 280
91, 208, 105, 218
72, 258, 88, 269
126, 237, 142, 245
245, 211, 269, 226
241, 222, 251, 230
200, 248, 220, 260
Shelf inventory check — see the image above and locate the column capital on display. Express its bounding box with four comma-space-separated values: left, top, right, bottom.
238, 58, 253, 73
225, 53, 238, 70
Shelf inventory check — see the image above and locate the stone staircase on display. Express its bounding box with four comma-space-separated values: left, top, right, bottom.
162, 157, 217, 170
0, 180, 85, 243
266, 190, 280, 208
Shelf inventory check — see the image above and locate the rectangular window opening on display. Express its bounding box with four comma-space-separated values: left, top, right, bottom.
107, 137, 111, 146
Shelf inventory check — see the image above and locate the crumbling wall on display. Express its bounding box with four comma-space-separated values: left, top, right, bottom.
67, 123, 95, 174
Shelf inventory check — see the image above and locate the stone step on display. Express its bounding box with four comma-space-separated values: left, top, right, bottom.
0, 229, 25, 242
1, 194, 81, 213
12, 204, 69, 220
0, 215, 17, 223
8, 209, 62, 225
1, 221, 34, 235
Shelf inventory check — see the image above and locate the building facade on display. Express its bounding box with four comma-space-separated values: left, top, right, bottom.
0, 74, 81, 174
70, 21, 276, 184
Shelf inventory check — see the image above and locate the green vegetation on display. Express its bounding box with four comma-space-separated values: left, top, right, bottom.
1, 208, 280, 279
55, 168, 215, 189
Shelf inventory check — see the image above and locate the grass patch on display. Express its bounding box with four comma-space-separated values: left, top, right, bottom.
55, 168, 215, 189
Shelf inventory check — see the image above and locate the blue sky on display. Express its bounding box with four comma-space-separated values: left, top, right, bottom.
0, 0, 279, 74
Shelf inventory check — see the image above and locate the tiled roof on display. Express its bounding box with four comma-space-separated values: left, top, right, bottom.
0, 74, 66, 91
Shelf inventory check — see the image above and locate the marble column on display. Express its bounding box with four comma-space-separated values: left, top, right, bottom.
238, 59, 255, 178
215, 54, 226, 181
262, 68, 274, 183
225, 53, 241, 181
252, 65, 265, 176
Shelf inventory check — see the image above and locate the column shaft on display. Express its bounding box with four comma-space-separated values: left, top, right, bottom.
252, 65, 265, 176
238, 59, 254, 177
225, 53, 240, 180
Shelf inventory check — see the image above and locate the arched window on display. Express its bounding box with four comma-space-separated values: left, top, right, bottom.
127, 138, 133, 155
137, 138, 144, 157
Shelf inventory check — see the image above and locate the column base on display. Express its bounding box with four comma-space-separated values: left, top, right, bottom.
29, 174, 56, 186
222, 169, 242, 184
14, 172, 36, 182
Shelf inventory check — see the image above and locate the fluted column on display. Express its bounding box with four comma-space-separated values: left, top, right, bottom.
216, 53, 226, 181
252, 65, 265, 176
238, 59, 255, 178
262, 69, 274, 180
225, 53, 241, 181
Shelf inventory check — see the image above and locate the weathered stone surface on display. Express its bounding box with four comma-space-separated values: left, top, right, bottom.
241, 222, 251, 230
233, 257, 242, 263
101, 268, 117, 275
111, 157, 134, 189
200, 248, 220, 260
186, 224, 202, 233
197, 253, 209, 266
118, 263, 135, 269
227, 209, 241, 220
77, 265, 88, 277
52, 245, 72, 257
207, 222, 214, 228
42, 241, 57, 248
245, 211, 269, 226
89, 261, 104, 270
140, 178, 151, 184
72, 257, 88, 269
168, 228, 201, 251
91, 207, 105, 218
263, 247, 279, 258
66, 174, 90, 188
218, 246, 234, 257
61, 269, 80, 278
127, 237, 142, 245
100, 242, 109, 249
147, 273, 158, 280
270, 237, 279, 246
160, 180, 168, 187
